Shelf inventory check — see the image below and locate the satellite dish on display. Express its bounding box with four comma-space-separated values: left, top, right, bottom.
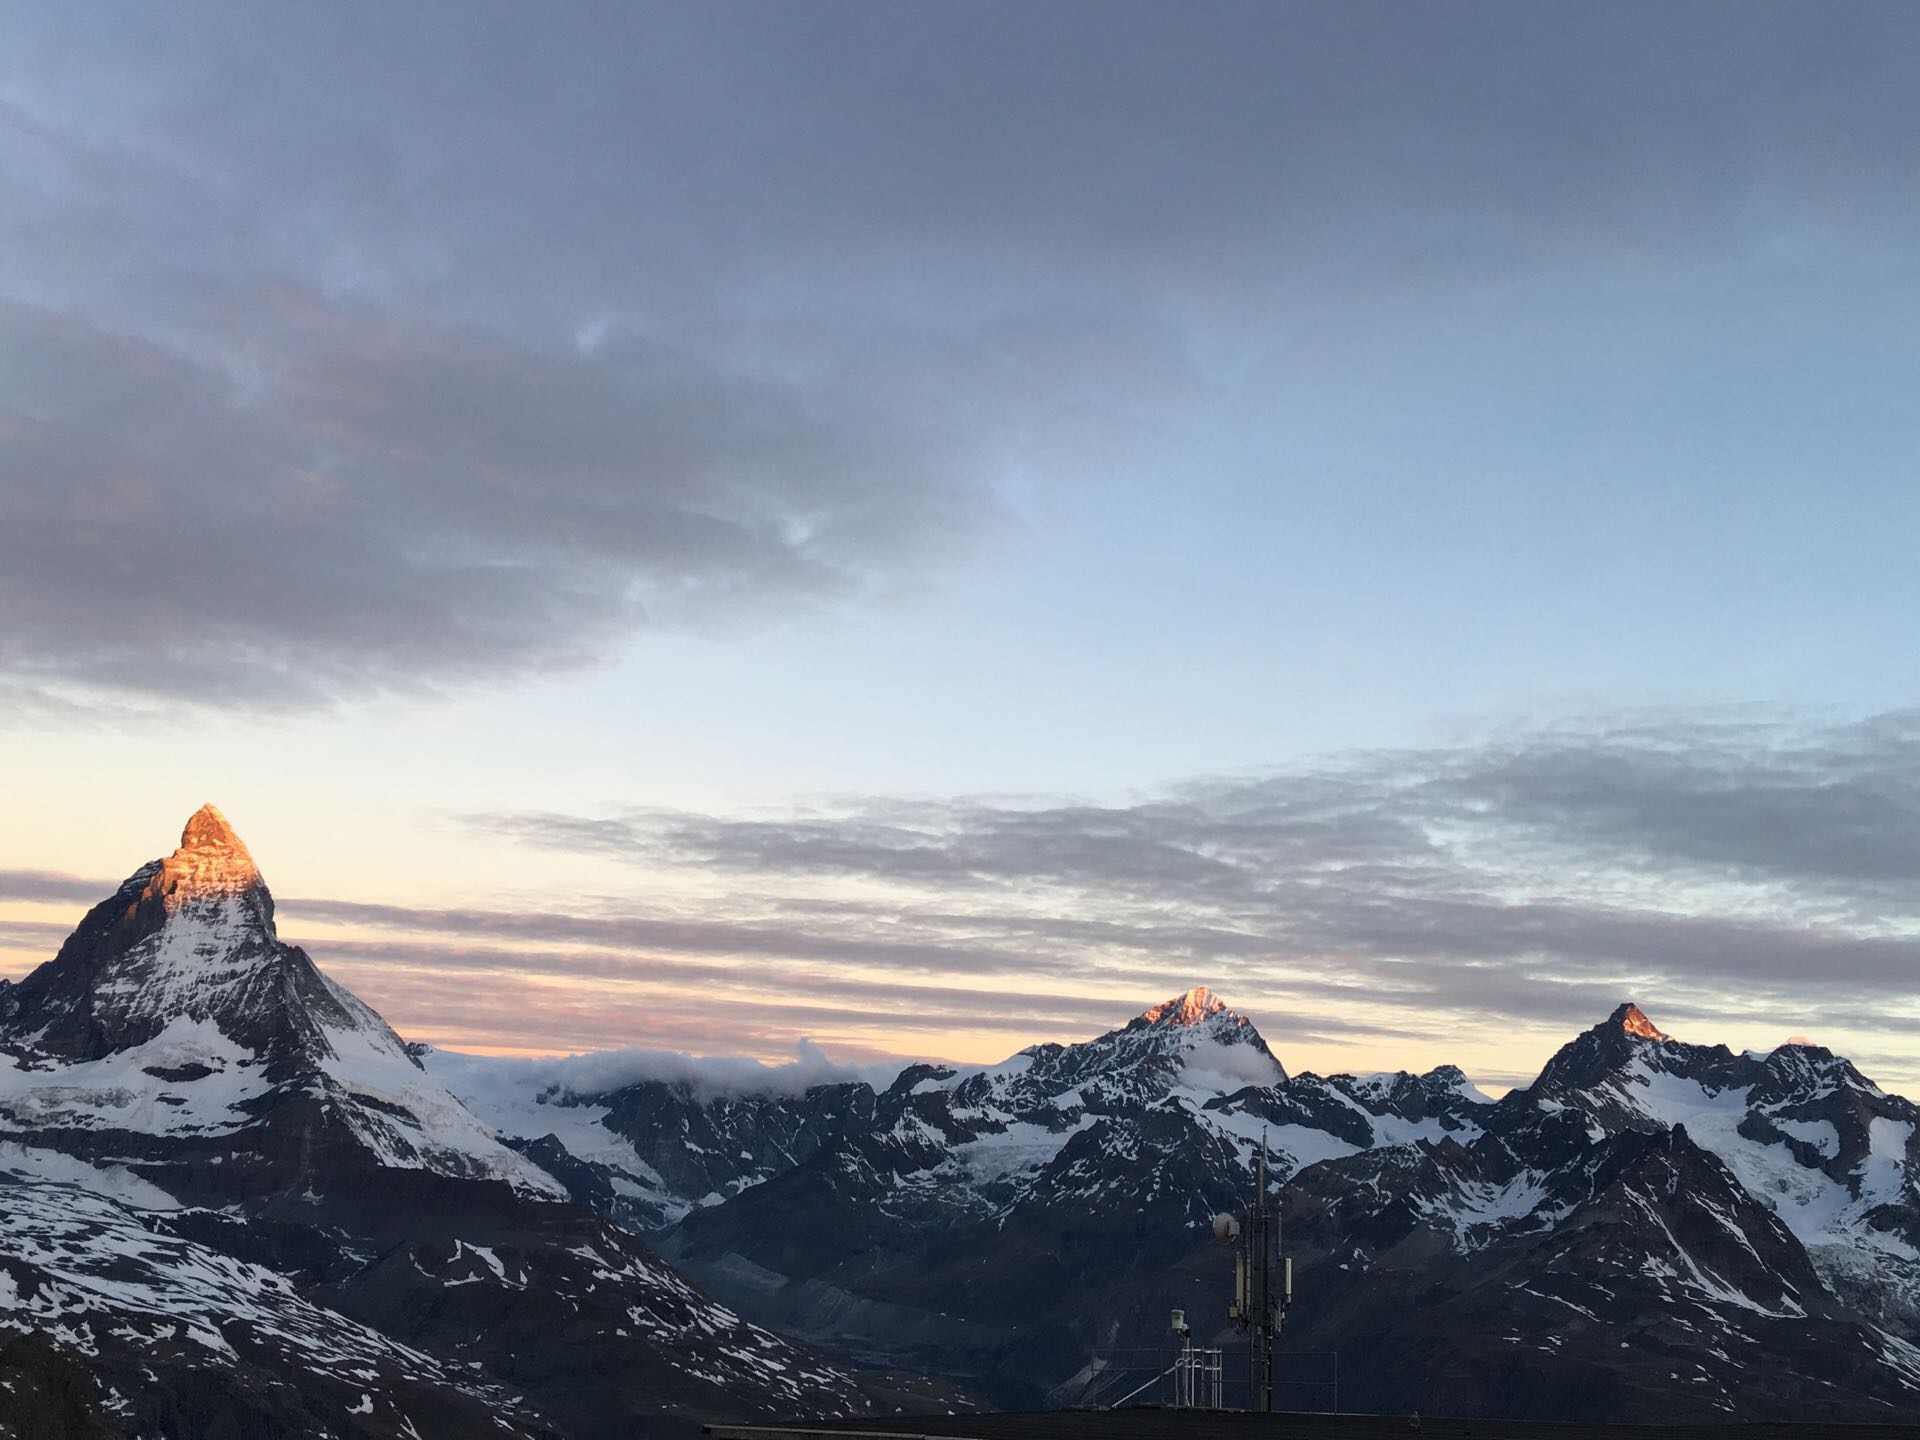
1212, 1212, 1241, 1243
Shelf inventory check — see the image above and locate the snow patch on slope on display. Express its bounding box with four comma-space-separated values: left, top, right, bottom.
308, 983, 565, 1200
952, 1116, 1099, 1184
426, 1048, 669, 1194
1418, 1171, 1560, 1248
1864, 1119, 1915, 1210
0, 1016, 267, 1136
0, 1143, 179, 1210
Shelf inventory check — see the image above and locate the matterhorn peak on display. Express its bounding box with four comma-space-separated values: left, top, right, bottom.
1141, 985, 1229, 1027
1611, 1002, 1669, 1042
151, 803, 263, 904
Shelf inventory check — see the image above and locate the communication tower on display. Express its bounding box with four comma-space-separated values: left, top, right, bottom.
1213, 1136, 1292, 1411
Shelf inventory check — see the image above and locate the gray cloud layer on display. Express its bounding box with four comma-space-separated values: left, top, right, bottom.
4, 3, 1918, 707
0, 287, 1013, 707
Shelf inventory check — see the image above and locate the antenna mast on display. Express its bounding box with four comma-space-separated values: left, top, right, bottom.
1222, 1133, 1291, 1412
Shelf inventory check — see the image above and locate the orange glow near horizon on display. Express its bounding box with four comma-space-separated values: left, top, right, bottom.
2, 818, 1913, 1101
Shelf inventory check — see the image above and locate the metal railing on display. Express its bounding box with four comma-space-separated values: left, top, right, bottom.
1173, 1344, 1224, 1409
1081, 1343, 1338, 1412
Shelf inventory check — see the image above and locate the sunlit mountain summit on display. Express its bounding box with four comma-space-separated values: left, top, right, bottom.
3, 807, 1920, 1432
0, 806, 913, 1438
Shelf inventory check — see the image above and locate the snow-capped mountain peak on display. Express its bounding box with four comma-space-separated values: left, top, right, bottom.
1141, 984, 1227, 1027
0, 806, 289, 1061
0, 805, 566, 1200
1528, 1001, 1686, 1095
433, 974, 1920, 1425
1116, 986, 1282, 1085
155, 802, 263, 903
1614, 1001, 1671, 1042
0, 807, 907, 1435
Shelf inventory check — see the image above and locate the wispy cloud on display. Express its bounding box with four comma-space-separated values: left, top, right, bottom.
450, 709, 1920, 1077
8, 710, 1915, 1089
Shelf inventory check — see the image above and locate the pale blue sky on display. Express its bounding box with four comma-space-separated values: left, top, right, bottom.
3, 2, 1918, 1088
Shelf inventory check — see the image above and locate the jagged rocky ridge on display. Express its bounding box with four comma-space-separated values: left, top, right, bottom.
435, 995, 1920, 1421
0, 807, 940, 1439
7, 808, 1920, 1428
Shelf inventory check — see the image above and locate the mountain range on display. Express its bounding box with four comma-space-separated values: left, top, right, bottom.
0, 808, 942, 1438
443, 993, 1920, 1422
3, 807, 1918, 1433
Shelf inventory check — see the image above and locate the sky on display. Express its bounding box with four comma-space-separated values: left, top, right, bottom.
3, 2, 1919, 1093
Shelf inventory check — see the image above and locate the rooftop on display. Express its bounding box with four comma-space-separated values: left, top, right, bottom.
706, 1410, 1920, 1440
